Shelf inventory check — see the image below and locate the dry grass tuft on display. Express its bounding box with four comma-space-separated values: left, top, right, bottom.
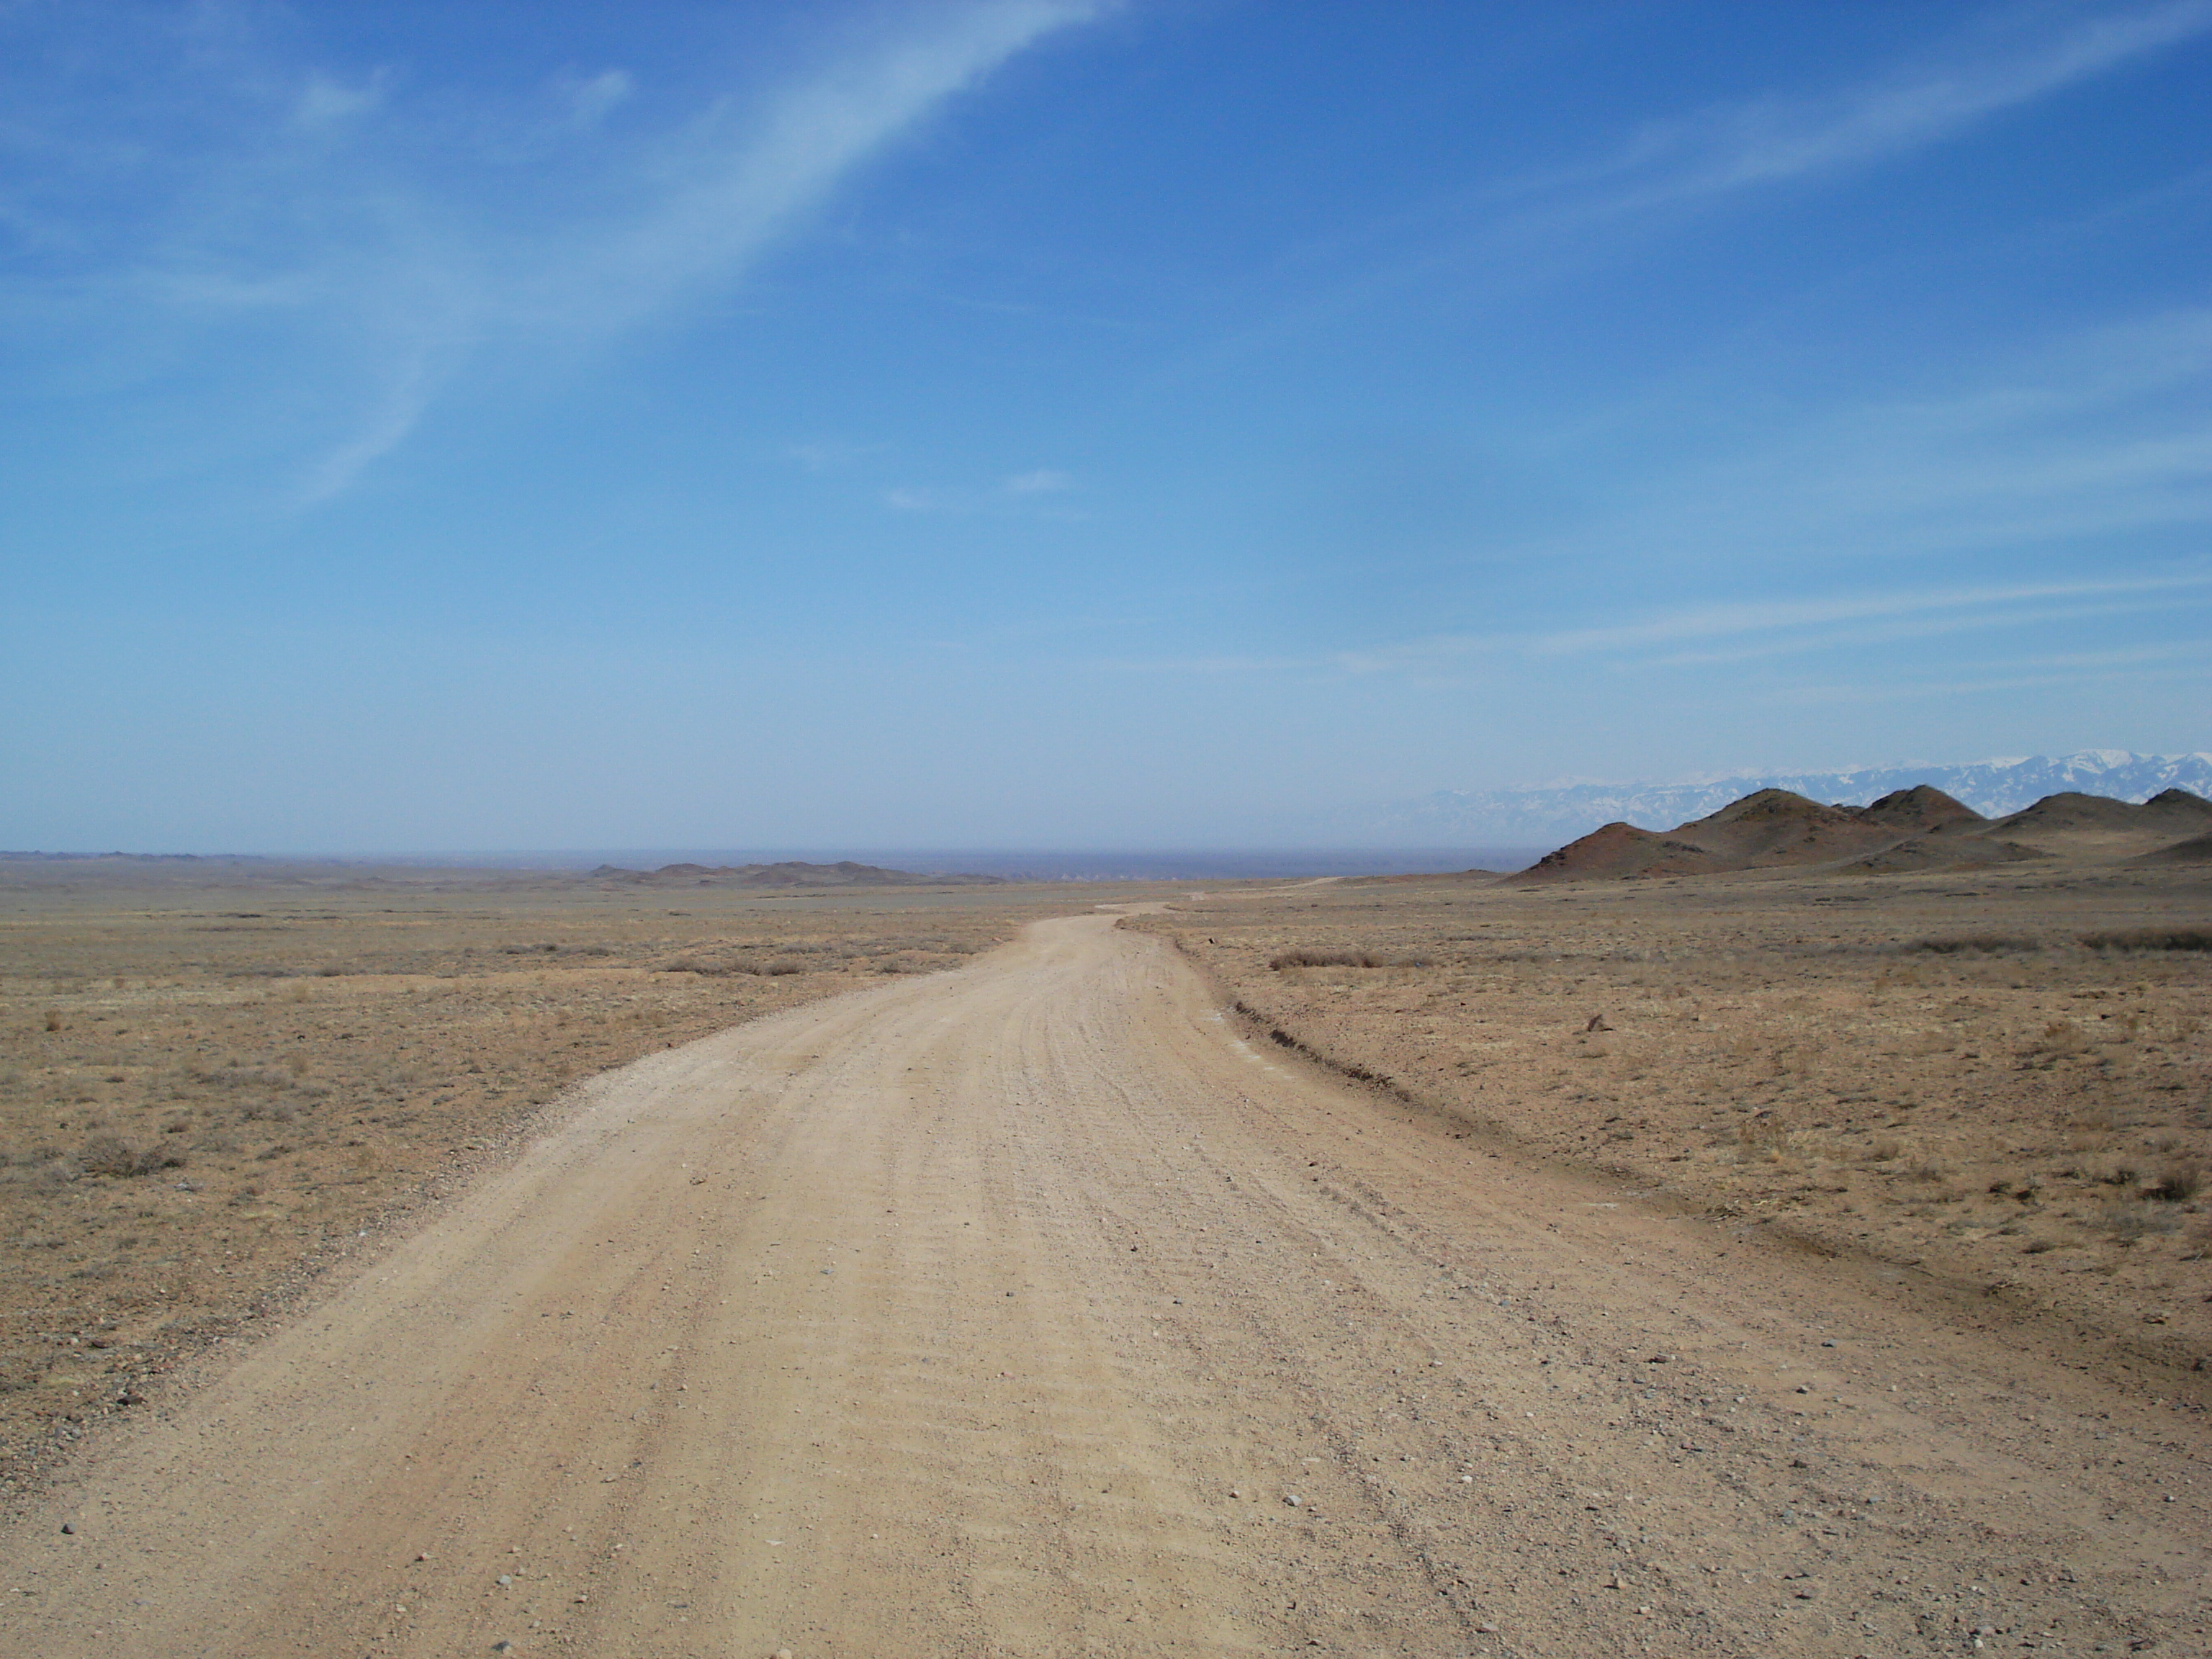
1268, 949, 1431, 971
78, 1136, 182, 1179
2098, 1200, 2183, 1242
2146, 1161, 2203, 1202
2077, 927, 2212, 953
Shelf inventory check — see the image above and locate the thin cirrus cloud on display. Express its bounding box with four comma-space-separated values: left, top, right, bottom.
1547, 0, 2212, 213
14, 1, 1108, 502
1324, 572, 2211, 680
1534, 304, 2212, 583
886, 469, 1079, 513
1539, 575, 2211, 660
333, 0, 1106, 496
513, 2, 1107, 338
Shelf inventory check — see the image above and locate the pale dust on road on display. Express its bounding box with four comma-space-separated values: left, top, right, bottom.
1, 914, 2205, 1658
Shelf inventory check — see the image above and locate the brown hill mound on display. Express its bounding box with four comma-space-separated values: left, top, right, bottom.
1982, 789, 2212, 859
1845, 835, 2046, 874
1514, 781, 2206, 886
1507, 822, 1730, 884
1989, 791, 2151, 836
1859, 784, 1984, 833
1666, 788, 1899, 866
2132, 829, 2212, 866
2139, 787, 2212, 830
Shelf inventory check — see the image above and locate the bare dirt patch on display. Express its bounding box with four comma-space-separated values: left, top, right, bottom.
1132, 863, 2212, 1389
0, 863, 1115, 1488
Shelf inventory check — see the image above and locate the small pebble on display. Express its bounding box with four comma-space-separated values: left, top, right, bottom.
1284, 1494, 1302, 1506
59, 1524, 73, 1536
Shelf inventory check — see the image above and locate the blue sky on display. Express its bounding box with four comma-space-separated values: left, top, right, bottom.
4, 0, 2208, 852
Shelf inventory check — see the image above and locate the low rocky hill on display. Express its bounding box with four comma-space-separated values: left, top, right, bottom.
1512, 783, 2212, 883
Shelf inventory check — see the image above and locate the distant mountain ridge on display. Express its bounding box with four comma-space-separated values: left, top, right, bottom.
1375, 750, 2212, 846
584, 859, 1001, 888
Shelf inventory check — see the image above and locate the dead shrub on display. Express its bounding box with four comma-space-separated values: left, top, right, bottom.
1736, 1115, 1787, 1149
2024, 1019, 2087, 1058
1910, 935, 2040, 956
79, 1136, 181, 1179
2098, 1200, 2181, 1242
2146, 1161, 2203, 1202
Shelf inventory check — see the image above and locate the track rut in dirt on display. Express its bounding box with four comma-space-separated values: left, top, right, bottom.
1, 914, 2204, 1657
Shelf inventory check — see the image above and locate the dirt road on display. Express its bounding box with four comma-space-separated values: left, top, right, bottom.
2, 915, 2205, 1657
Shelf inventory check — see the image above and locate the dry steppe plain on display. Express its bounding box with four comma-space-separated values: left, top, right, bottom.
1133, 860, 2212, 1390
0, 860, 1100, 1485
0, 853, 2207, 1656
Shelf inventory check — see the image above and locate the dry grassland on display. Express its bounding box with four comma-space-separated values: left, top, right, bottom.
0, 865, 1101, 1488
1135, 863, 2212, 1390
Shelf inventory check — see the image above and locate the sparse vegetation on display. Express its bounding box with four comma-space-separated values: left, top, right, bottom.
2098, 1200, 2183, 1242
2147, 1161, 2203, 1202
0, 868, 1060, 1482
1910, 935, 2041, 955
2077, 927, 2212, 952
78, 1136, 181, 1179
1133, 855, 2212, 1379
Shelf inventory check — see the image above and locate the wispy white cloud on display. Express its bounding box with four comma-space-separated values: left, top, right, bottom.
3, 1, 1109, 500
556, 68, 634, 130
1529, 573, 2209, 658
1318, 570, 2211, 685
1512, 305, 2212, 587
1557, 0, 2212, 211
517, 2, 1106, 339
294, 71, 383, 130
1781, 651, 2212, 705
782, 439, 884, 473
885, 468, 1081, 513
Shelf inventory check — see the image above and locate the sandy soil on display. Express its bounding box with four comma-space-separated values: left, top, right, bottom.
0, 868, 1089, 1484
1131, 866, 2212, 1395
0, 910, 2204, 1656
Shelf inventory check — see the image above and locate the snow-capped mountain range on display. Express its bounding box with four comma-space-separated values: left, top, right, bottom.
1366, 750, 2212, 848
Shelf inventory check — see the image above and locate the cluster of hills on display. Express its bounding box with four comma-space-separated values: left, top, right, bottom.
1511, 783, 2212, 884
1372, 750, 2212, 847
583, 859, 1002, 889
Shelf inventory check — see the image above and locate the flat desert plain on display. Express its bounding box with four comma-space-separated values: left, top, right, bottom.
0, 855, 2203, 1658
0, 863, 1076, 1483
1131, 860, 2212, 1383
